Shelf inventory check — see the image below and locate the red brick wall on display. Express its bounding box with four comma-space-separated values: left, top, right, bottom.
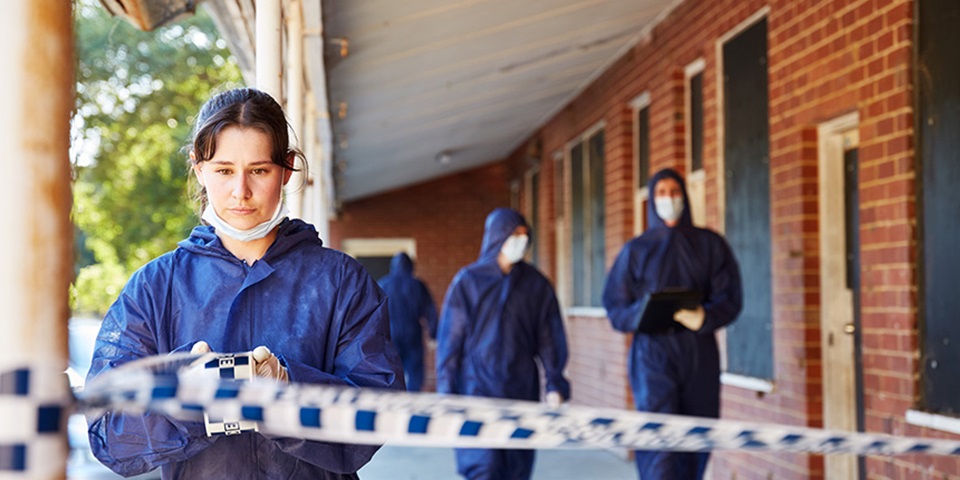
328, 162, 511, 391
506, 0, 954, 478
566, 315, 632, 409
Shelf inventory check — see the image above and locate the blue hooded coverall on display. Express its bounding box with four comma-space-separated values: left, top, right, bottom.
436, 208, 571, 480
602, 169, 743, 480
86, 218, 405, 480
377, 252, 438, 392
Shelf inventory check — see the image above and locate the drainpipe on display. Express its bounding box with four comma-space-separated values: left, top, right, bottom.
285, 0, 305, 218
0, 1, 73, 477
255, 0, 283, 101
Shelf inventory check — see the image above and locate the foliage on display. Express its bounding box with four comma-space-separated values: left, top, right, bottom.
71, 0, 243, 315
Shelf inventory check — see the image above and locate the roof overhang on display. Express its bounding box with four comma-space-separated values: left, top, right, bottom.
322, 0, 680, 201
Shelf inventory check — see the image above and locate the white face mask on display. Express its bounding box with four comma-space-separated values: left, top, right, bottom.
500, 234, 529, 264
654, 196, 685, 224
202, 202, 289, 242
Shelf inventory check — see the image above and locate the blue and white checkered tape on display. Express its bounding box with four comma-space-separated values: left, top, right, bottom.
75, 353, 960, 456
0, 363, 70, 476
4, 351, 960, 477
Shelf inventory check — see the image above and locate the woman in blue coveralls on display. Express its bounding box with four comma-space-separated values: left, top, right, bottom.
378, 252, 438, 392
85, 87, 404, 480
436, 207, 571, 480
602, 168, 742, 480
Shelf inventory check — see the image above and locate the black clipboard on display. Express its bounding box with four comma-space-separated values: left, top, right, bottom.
636, 289, 703, 333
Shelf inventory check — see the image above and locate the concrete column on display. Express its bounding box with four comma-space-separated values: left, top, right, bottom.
0, 1, 73, 477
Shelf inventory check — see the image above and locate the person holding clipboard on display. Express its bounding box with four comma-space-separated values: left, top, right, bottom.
602, 168, 743, 480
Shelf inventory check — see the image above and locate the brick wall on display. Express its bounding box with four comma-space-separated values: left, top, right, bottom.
328, 162, 511, 391
566, 315, 632, 409
506, 0, 955, 478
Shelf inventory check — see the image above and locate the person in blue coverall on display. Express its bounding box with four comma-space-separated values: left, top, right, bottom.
85, 87, 404, 480
377, 252, 438, 392
436, 207, 571, 480
602, 168, 742, 480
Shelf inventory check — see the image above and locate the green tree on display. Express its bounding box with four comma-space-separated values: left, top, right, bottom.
71, 0, 243, 315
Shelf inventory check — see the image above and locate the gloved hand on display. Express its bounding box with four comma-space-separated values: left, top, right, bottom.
252, 346, 289, 383
545, 391, 564, 409
674, 306, 706, 331
190, 340, 212, 354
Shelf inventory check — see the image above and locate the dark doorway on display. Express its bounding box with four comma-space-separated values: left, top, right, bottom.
844, 147, 866, 479
355, 255, 393, 282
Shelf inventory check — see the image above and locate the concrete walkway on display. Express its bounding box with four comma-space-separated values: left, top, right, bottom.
358, 446, 636, 480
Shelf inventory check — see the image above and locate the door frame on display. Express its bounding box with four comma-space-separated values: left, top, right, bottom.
817, 112, 862, 479
341, 237, 417, 260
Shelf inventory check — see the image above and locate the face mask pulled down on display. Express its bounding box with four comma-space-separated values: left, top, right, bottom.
500, 234, 529, 264
202, 202, 289, 242
654, 196, 685, 224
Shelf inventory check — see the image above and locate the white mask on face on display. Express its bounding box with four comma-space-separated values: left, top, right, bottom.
654, 196, 685, 224
202, 202, 289, 242
500, 234, 529, 264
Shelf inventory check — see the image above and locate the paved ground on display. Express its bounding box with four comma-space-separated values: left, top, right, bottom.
358, 445, 636, 480
70, 444, 636, 480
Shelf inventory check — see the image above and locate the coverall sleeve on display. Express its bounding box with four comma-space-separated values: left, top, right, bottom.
602, 242, 652, 333
86, 268, 218, 477
698, 237, 744, 334
436, 273, 469, 395
420, 281, 439, 340
269, 259, 404, 473
536, 289, 572, 400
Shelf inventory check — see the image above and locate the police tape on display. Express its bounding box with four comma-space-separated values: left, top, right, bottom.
4, 351, 960, 474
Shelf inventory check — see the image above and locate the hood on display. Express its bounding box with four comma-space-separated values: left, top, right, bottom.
478, 208, 530, 263
178, 218, 322, 260
389, 252, 414, 275
646, 168, 694, 230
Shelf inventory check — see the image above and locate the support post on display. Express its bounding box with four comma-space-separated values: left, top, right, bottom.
0, 1, 74, 477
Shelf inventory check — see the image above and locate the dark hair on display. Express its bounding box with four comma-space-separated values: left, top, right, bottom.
189, 87, 306, 209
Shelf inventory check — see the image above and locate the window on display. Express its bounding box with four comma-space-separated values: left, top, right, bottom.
919, 0, 960, 415
567, 126, 606, 307
632, 92, 651, 236
685, 59, 707, 227
525, 168, 541, 266
637, 106, 651, 188
510, 179, 520, 211
553, 151, 567, 305
721, 18, 772, 380
689, 72, 704, 172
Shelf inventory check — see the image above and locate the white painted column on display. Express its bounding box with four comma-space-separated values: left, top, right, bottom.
302, 96, 317, 223
255, 0, 283, 100
0, 1, 73, 478
285, 0, 305, 218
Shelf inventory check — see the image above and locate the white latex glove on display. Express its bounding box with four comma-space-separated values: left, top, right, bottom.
674, 306, 706, 331
190, 340, 212, 354
252, 346, 289, 383
545, 391, 564, 409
